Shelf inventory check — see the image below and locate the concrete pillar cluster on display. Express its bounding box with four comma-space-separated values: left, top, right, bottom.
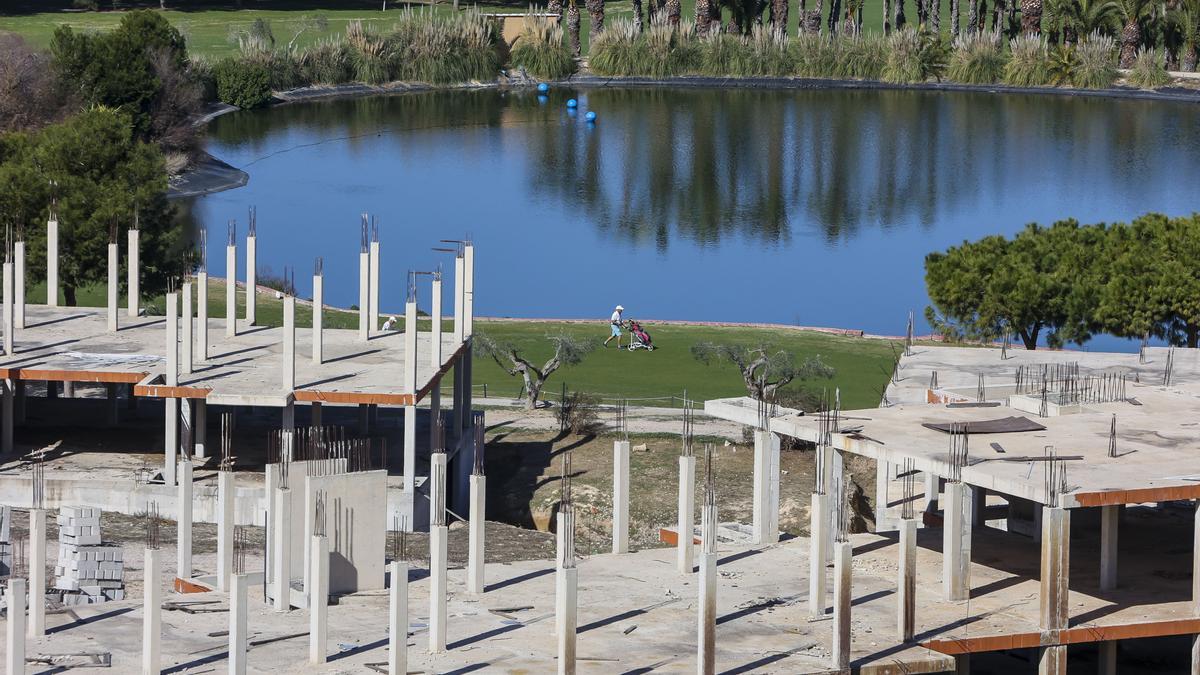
612, 439, 630, 554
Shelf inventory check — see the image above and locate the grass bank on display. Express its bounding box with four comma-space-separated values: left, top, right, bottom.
32, 278, 898, 410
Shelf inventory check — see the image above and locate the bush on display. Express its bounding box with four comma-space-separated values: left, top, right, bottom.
212, 58, 272, 108
1072, 31, 1117, 88
792, 32, 837, 77
347, 20, 390, 84
946, 31, 1006, 84
387, 10, 502, 84
510, 14, 577, 80
1004, 33, 1052, 86
832, 33, 886, 79
1127, 47, 1170, 88
556, 391, 601, 434
297, 39, 355, 85
588, 18, 646, 76
881, 28, 928, 83
646, 17, 699, 76
748, 25, 793, 76
697, 32, 753, 76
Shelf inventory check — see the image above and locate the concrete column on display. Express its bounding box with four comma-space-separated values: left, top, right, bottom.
177, 459, 193, 580
245, 234, 256, 325
698, 550, 717, 675
164, 292, 178, 488
1100, 505, 1118, 592
463, 243, 474, 338
197, 271, 208, 361
126, 228, 138, 316
164, 399, 178, 487
468, 474, 486, 595
924, 472, 940, 513
142, 547, 161, 675
613, 440, 630, 554
389, 560, 408, 675
229, 573, 248, 675
28, 508, 45, 638
7, 577, 25, 674
809, 492, 829, 617
3, 380, 13, 456
217, 470, 234, 592
876, 460, 894, 532
311, 402, 322, 428
4, 261, 14, 356
14, 240, 24, 329
13, 380, 23, 425
752, 430, 780, 545
107, 242, 118, 332
273, 489, 291, 611
1039, 506, 1071, 675
282, 401, 294, 431
309, 535, 328, 664
1099, 641, 1117, 675
194, 399, 206, 459
898, 517, 917, 642
62, 381, 74, 398
943, 482, 971, 602
47, 218, 58, 308
105, 383, 118, 427
312, 273, 323, 364
282, 296, 295, 392
403, 298, 418, 498
1193, 502, 1200, 673
369, 238, 380, 335
453, 255, 464, 344
181, 282, 192, 375
678, 455, 696, 574
225, 243, 236, 337
429, 523, 448, 653
429, 275, 442, 450
556, 565, 578, 675
358, 250, 369, 341
832, 540, 852, 671
166, 293, 178, 386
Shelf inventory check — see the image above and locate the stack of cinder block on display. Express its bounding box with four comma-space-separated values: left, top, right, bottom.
54, 506, 125, 605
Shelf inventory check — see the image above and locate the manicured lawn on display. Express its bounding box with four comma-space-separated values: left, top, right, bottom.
2, 2, 972, 59
34, 278, 898, 409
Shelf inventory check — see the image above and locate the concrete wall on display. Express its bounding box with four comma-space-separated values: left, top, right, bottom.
304, 470, 387, 594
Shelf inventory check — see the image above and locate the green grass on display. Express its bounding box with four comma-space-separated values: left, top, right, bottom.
0, 1, 972, 59
37, 278, 898, 409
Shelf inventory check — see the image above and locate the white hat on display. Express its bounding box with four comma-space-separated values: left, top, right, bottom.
615, 305, 624, 311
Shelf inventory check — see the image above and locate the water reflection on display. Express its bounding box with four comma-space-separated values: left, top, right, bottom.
192, 87, 1200, 345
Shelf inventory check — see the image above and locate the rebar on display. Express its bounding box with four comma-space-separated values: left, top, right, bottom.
814, 388, 831, 496
143, 502, 161, 550
431, 442, 446, 528
1001, 328, 1010, 360
227, 220, 236, 247
701, 443, 717, 555
755, 395, 776, 432
371, 215, 379, 244
948, 422, 969, 483
390, 514, 409, 561
11, 536, 25, 578
407, 270, 417, 304
1164, 347, 1175, 386
1139, 333, 1148, 365
1108, 414, 1117, 458
900, 457, 916, 520
472, 415, 485, 476
315, 256, 323, 276
219, 412, 234, 472
976, 373, 986, 402
314, 490, 327, 538
560, 449, 576, 568
248, 205, 257, 237
681, 393, 695, 458
199, 227, 208, 274
904, 310, 914, 357
233, 525, 250, 575
360, 214, 369, 254
31, 448, 44, 511
930, 370, 939, 390
1043, 445, 1069, 507
833, 448, 848, 544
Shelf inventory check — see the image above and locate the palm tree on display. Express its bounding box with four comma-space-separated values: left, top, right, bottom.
772, 0, 790, 35
586, 0, 606, 33
1022, 0, 1044, 33
1045, 0, 1118, 43
1173, 0, 1200, 69
567, 0, 582, 56
697, 0, 715, 33
1113, 0, 1153, 66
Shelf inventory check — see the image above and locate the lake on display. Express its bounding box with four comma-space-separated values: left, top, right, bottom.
186, 86, 1200, 351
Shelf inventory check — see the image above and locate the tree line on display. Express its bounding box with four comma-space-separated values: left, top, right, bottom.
924, 213, 1200, 350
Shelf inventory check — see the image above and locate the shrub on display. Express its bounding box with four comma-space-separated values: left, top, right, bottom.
881, 28, 925, 83
387, 10, 502, 84
698, 32, 753, 76
1072, 31, 1117, 88
946, 31, 1006, 84
1004, 33, 1052, 86
588, 18, 646, 76
1127, 47, 1170, 88
297, 38, 355, 85
1046, 43, 1078, 85
556, 391, 602, 434
748, 25, 793, 76
648, 16, 699, 76
833, 33, 886, 79
510, 14, 577, 80
348, 20, 390, 84
212, 58, 272, 108
792, 32, 835, 77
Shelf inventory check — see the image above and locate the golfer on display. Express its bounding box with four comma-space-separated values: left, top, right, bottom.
604, 305, 624, 347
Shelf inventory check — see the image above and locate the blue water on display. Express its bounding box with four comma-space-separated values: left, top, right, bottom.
185, 87, 1200, 352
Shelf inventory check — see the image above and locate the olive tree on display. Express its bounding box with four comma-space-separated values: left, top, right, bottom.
691, 342, 835, 401
474, 333, 598, 410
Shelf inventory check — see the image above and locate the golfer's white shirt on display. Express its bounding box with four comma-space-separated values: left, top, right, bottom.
611, 310, 621, 324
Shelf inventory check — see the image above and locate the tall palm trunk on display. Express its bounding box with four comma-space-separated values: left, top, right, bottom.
548, 0, 563, 20
991, 0, 1003, 30
696, 0, 714, 33
884, 0, 893, 32
1020, 0, 1042, 33
632, 0, 644, 30
895, 0, 907, 29
1185, 43, 1199, 71
567, 1, 581, 57
951, 0, 961, 35
586, 0, 605, 34
666, 0, 681, 24
967, 0, 977, 33
773, 0, 790, 34
930, 0, 941, 33
1118, 18, 1140, 67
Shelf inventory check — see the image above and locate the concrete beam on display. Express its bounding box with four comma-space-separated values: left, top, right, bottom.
126, 228, 137, 316
312, 273, 323, 364
107, 242, 118, 332
468, 474, 486, 595
7, 577, 25, 674
229, 573, 248, 674
613, 440, 630, 554
28, 508, 45, 638
752, 430, 779, 545
217, 470, 234, 592
698, 550, 717, 675
1100, 505, 1119, 592
309, 535, 328, 664
898, 517, 916, 642
832, 540, 852, 671
245, 234, 256, 325
678, 455, 695, 575
225, 243, 236, 337
557, 564, 578, 675
429, 524, 448, 653
389, 560, 408, 675
14, 240, 24, 330
143, 547, 161, 675
177, 459, 193, 581
809, 491, 829, 618
47, 218, 58, 308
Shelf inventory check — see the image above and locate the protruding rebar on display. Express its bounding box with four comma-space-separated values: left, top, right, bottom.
900, 457, 916, 520
1108, 414, 1117, 458
233, 525, 250, 575
701, 443, 717, 555
143, 502, 161, 550
248, 206, 257, 237
360, 214, 369, 254
560, 449, 576, 568
948, 422, 969, 483
31, 448, 45, 511
615, 398, 628, 440
227, 220, 236, 247
219, 412, 233, 472
681, 393, 695, 458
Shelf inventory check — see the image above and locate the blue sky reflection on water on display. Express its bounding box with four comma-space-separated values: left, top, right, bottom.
187, 87, 1200, 352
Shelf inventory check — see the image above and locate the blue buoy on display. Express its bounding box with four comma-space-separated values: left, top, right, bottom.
537, 82, 550, 93
566, 98, 578, 109
585, 111, 597, 122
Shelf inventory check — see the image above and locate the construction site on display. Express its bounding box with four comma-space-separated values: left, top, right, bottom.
0, 216, 1197, 675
